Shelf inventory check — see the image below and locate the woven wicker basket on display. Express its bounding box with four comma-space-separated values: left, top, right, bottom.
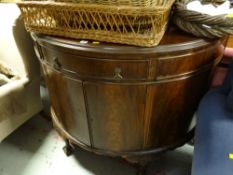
23, 0, 167, 7
173, 0, 233, 38
17, 0, 175, 47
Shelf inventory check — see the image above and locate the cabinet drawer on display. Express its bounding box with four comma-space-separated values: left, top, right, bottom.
150, 45, 222, 80
41, 47, 149, 81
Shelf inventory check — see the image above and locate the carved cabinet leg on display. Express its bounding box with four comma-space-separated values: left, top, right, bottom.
63, 139, 74, 156
137, 166, 145, 175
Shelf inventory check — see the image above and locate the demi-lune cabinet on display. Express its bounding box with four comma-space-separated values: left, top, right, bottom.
32, 27, 225, 160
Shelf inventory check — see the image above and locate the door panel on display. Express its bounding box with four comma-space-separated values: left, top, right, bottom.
42, 65, 91, 146
84, 82, 146, 151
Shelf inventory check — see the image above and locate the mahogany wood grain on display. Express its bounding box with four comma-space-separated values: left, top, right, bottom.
41, 48, 149, 80
32, 26, 226, 157
143, 72, 210, 149
84, 82, 146, 151
42, 66, 91, 146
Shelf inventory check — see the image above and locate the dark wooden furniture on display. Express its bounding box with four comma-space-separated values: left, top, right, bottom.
32, 27, 225, 161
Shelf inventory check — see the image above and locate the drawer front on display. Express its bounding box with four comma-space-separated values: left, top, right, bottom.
149, 45, 223, 80
40, 47, 149, 81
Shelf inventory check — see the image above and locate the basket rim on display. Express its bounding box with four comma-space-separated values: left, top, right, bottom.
173, 0, 233, 38
17, 0, 175, 11
174, 0, 233, 26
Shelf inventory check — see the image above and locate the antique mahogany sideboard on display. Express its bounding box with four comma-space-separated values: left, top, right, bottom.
32, 27, 225, 160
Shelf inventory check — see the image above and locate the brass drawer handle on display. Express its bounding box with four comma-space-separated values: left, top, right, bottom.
53, 57, 61, 70
114, 67, 123, 81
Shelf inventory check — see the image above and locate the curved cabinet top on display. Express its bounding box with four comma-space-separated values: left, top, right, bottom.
31, 26, 224, 60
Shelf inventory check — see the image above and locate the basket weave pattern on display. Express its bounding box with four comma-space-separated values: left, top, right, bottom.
173, 0, 233, 38
18, 0, 174, 47
25, 0, 166, 7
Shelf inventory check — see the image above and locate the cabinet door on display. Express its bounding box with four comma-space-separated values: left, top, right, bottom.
42, 65, 91, 146
143, 72, 210, 149
84, 82, 147, 151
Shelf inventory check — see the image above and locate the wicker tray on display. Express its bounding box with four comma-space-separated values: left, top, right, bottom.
17, 0, 175, 47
